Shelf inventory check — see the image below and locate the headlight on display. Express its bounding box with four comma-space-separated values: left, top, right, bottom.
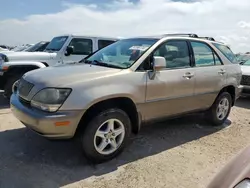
31, 88, 71, 112
235, 179, 250, 188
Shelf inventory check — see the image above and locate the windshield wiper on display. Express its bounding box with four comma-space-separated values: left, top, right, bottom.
93, 60, 124, 69
79, 58, 89, 63
45, 48, 58, 52
84, 60, 122, 69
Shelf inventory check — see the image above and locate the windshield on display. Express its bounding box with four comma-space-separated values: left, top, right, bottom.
237, 54, 250, 63
242, 59, 250, 66
25, 42, 48, 52
85, 38, 158, 69
45, 36, 68, 51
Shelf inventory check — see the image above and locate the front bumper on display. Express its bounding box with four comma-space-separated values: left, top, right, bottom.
10, 93, 84, 139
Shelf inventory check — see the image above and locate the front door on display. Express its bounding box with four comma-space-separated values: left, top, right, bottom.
144, 40, 196, 121
62, 38, 94, 64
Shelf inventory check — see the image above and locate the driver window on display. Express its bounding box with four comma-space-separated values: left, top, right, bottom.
68, 38, 93, 55
153, 40, 191, 69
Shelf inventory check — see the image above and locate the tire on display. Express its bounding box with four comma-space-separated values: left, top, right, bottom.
207, 92, 232, 126
4, 74, 23, 99
81, 108, 131, 164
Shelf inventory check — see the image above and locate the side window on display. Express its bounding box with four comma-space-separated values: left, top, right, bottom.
213, 43, 238, 64
153, 40, 191, 69
68, 38, 93, 55
98, 40, 116, 50
214, 53, 222, 65
191, 42, 216, 67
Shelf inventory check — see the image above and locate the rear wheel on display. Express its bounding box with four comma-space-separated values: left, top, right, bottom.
207, 92, 232, 126
4, 74, 23, 98
81, 108, 131, 164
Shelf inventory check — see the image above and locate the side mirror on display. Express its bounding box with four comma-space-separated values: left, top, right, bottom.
148, 56, 166, 80
239, 61, 245, 65
153, 56, 166, 71
65, 46, 74, 56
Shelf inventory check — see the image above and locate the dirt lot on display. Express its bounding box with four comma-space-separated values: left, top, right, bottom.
0, 93, 250, 188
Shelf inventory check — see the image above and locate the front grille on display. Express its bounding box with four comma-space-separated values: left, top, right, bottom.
242, 88, 250, 94
18, 78, 34, 98
241, 75, 250, 86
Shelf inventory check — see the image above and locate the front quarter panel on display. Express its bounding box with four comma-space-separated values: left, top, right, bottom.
60, 70, 147, 111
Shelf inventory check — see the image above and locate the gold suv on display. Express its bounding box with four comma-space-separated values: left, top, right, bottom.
11, 34, 242, 163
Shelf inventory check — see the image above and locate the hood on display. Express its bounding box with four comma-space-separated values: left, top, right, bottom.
241, 65, 250, 76
3, 51, 56, 61
207, 145, 250, 188
24, 64, 122, 87
0, 51, 16, 54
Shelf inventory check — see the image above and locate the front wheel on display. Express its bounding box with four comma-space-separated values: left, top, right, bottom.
81, 108, 131, 164
207, 92, 232, 126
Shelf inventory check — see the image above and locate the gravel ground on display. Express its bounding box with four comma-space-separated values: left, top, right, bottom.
0, 93, 250, 188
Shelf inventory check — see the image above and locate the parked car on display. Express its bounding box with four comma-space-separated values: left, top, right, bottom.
12, 44, 34, 52
11, 34, 242, 163
0, 47, 9, 52
0, 35, 118, 98
0, 45, 9, 49
24, 41, 49, 52
236, 53, 250, 64
207, 145, 250, 188
240, 59, 250, 96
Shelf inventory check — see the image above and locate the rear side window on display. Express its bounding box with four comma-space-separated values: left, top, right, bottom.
213, 43, 237, 64
98, 40, 116, 50
191, 42, 222, 67
68, 38, 93, 55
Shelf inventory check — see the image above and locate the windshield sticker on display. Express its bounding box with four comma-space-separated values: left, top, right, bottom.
129, 46, 150, 51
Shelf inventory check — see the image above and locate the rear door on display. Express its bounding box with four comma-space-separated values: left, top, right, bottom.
190, 41, 227, 110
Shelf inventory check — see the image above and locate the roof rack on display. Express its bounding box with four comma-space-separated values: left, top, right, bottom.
161, 34, 218, 42
199, 37, 215, 41
162, 33, 199, 38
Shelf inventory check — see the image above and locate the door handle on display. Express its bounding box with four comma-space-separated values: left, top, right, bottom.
183, 72, 194, 79
218, 69, 226, 75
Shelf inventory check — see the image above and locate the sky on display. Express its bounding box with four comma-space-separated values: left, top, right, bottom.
0, 0, 250, 53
